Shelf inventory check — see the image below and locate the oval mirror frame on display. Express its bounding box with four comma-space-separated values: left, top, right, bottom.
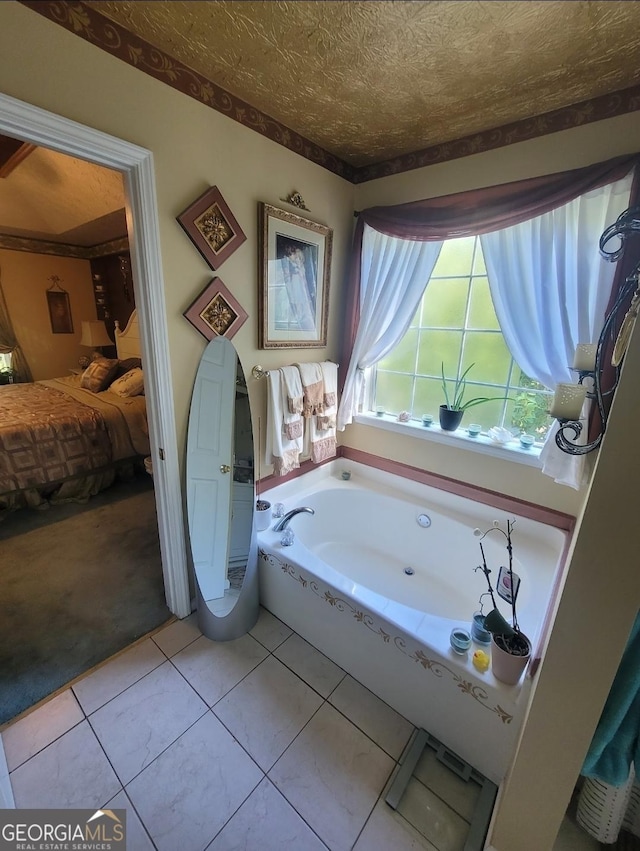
186, 336, 259, 641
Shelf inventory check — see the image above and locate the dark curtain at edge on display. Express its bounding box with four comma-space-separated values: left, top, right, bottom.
0, 272, 32, 383
340, 153, 640, 389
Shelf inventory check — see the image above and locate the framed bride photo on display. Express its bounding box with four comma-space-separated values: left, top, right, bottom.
258, 202, 332, 348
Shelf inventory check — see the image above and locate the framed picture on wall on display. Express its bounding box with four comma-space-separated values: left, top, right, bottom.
46, 286, 74, 334
258, 202, 332, 348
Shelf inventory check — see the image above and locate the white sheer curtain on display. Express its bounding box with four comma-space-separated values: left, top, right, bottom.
481, 170, 634, 488
337, 225, 443, 430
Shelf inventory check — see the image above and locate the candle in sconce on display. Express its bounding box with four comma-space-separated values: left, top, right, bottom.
573, 343, 597, 371
549, 383, 587, 420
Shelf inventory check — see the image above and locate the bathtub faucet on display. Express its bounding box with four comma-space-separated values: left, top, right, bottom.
272, 506, 315, 532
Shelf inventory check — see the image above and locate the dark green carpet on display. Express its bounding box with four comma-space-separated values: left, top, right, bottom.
0, 474, 171, 725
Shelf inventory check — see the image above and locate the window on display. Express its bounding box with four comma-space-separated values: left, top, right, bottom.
0, 352, 11, 371
371, 235, 554, 440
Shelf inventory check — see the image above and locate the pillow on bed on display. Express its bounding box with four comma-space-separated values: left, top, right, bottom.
108, 367, 144, 397
80, 357, 119, 392
114, 357, 142, 379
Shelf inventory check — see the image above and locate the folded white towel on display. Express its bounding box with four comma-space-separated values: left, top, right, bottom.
281, 365, 303, 414
296, 361, 325, 417
265, 369, 302, 476
311, 361, 338, 463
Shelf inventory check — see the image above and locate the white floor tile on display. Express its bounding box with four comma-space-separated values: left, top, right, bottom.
106, 789, 155, 851
396, 777, 470, 851
269, 702, 394, 851
354, 797, 439, 851
10, 720, 121, 808
214, 655, 323, 771
89, 661, 207, 784
73, 638, 166, 715
171, 633, 268, 706
249, 607, 293, 651
3, 689, 84, 771
273, 634, 345, 697
152, 612, 201, 657
329, 675, 414, 759
127, 712, 262, 851
208, 777, 328, 850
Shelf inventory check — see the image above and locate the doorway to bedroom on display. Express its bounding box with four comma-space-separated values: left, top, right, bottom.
0, 93, 188, 725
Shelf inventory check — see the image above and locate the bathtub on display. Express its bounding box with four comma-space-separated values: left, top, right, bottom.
257, 459, 568, 782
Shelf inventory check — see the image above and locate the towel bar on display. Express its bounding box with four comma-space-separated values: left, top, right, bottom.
251, 361, 339, 381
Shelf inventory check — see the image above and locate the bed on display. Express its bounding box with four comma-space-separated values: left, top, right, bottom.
0, 309, 149, 515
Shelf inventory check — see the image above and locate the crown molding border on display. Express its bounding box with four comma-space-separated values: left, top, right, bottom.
19, 1, 640, 185
0, 232, 129, 258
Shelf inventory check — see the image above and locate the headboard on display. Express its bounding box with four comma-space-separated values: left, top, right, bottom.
114, 309, 141, 361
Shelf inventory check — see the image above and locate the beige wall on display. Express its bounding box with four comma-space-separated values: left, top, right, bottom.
2, 5, 640, 850
0, 249, 95, 380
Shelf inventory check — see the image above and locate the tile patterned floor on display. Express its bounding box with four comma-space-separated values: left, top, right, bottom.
3, 607, 442, 851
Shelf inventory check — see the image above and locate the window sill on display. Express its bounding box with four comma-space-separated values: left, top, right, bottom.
353, 413, 543, 468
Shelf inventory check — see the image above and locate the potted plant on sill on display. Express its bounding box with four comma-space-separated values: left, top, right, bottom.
473, 519, 531, 685
439, 362, 504, 431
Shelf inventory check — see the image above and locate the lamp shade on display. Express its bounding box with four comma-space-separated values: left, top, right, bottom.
80, 320, 112, 348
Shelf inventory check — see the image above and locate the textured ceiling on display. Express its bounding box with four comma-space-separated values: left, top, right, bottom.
0, 146, 126, 246
83, 0, 640, 167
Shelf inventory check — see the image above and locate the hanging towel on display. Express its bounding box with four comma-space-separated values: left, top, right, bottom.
265, 369, 302, 476
296, 361, 325, 417
280, 366, 303, 440
310, 361, 338, 463
582, 610, 640, 787
281, 365, 303, 415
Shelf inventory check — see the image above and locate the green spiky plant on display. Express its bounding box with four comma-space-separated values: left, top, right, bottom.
440, 362, 507, 412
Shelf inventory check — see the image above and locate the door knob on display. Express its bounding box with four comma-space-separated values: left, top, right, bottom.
220, 464, 231, 474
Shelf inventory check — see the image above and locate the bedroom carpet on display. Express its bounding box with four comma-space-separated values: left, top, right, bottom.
0, 475, 172, 725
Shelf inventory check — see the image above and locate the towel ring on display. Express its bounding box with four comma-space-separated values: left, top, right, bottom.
251, 361, 339, 381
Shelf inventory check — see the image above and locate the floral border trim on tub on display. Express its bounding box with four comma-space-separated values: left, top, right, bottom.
259, 549, 513, 725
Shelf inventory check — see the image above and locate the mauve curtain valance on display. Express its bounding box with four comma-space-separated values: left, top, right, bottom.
341, 154, 640, 378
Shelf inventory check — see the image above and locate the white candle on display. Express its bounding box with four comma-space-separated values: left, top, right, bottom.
573, 343, 597, 371
549, 383, 587, 420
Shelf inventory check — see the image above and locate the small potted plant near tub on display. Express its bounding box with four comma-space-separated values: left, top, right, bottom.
439, 362, 503, 432
473, 519, 531, 685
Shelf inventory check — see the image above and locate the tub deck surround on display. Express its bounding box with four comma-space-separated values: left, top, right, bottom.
257, 459, 567, 783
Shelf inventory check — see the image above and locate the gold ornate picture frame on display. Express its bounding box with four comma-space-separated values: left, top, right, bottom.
259, 202, 332, 349
183, 277, 248, 341
177, 186, 246, 270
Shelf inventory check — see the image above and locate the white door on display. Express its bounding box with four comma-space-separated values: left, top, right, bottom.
186, 338, 236, 600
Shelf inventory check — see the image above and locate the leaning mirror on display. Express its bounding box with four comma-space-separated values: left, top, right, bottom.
186, 336, 259, 640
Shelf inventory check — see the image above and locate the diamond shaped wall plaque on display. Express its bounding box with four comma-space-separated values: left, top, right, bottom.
177, 186, 246, 270
183, 277, 248, 341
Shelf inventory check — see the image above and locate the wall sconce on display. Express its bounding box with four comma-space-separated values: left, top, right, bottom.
79, 319, 113, 367
555, 206, 640, 455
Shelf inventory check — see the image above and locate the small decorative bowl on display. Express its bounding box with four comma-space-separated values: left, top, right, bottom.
467, 423, 482, 437
421, 414, 433, 427
519, 434, 535, 449
450, 627, 472, 654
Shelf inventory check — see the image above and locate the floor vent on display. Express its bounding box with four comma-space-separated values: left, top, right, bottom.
385, 729, 498, 851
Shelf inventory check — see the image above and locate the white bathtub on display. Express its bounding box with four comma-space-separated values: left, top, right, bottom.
257, 459, 568, 782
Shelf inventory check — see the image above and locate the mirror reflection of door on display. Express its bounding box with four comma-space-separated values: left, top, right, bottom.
187, 338, 235, 603
186, 336, 257, 633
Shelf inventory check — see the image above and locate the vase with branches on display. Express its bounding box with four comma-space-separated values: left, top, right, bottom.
473, 519, 531, 684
